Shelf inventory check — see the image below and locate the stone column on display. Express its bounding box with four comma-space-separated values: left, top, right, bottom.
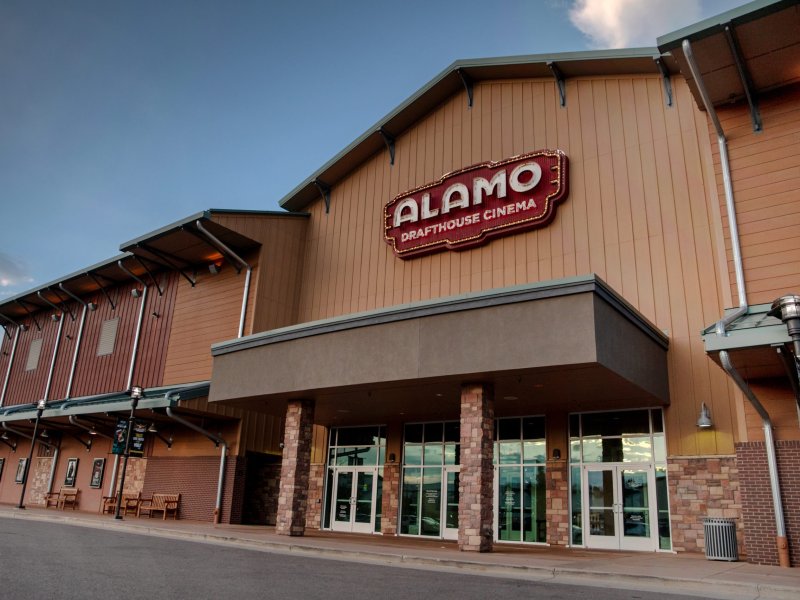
380, 463, 401, 535
276, 398, 315, 536
546, 458, 570, 546
458, 383, 494, 552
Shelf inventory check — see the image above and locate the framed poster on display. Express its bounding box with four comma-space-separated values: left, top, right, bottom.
64, 457, 79, 487
0, 457, 4, 481
90, 458, 105, 489
15, 458, 27, 483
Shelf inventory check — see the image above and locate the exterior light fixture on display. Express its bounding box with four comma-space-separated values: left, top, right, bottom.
115, 385, 144, 519
697, 402, 713, 429
40, 429, 49, 439
50, 314, 60, 322
552, 448, 562, 460
147, 422, 158, 433
389, 453, 396, 463
131, 289, 141, 298
19, 324, 28, 332
208, 263, 221, 275
87, 302, 97, 312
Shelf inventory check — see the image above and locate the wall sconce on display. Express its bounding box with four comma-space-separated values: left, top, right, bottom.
151, 311, 160, 319
389, 453, 396, 463
50, 314, 60, 322
697, 402, 713, 429
552, 448, 561, 460
279, 442, 285, 450
40, 429, 50, 439
20, 324, 29, 332
87, 302, 97, 312
208, 262, 222, 275
131, 289, 141, 298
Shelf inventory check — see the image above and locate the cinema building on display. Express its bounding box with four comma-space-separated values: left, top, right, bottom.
2, 0, 799, 567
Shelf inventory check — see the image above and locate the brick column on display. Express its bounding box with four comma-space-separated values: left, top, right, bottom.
276, 399, 315, 536
381, 463, 401, 535
458, 383, 494, 552
546, 458, 570, 546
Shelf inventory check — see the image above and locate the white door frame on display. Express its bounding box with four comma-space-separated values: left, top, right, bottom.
329, 466, 378, 534
442, 466, 460, 540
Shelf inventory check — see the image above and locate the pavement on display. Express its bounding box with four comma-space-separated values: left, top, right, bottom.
2, 505, 799, 600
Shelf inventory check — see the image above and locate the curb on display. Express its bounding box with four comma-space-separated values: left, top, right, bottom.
2, 510, 797, 600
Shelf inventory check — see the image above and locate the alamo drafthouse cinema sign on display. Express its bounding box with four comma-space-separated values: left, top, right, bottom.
384, 149, 569, 259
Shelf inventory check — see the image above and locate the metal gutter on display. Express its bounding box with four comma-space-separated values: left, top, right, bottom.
195, 220, 252, 338
59, 283, 89, 399
719, 351, 790, 567
117, 260, 148, 390
0, 326, 20, 407
682, 39, 748, 334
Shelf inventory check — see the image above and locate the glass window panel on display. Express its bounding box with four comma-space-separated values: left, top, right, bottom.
498, 466, 521, 541
522, 416, 545, 440
336, 446, 378, 466
446, 471, 459, 529
523, 440, 546, 464
421, 468, 442, 536
400, 468, 421, 535
523, 466, 546, 542
653, 435, 667, 463
404, 444, 422, 465
656, 467, 671, 550
444, 421, 460, 443
622, 437, 653, 463
621, 469, 650, 538
582, 439, 623, 463
569, 414, 580, 438
582, 410, 650, 437
379, 447, 386, 466
587, 470, 615, 536
354, 472, 374, 524
405, 424, 423, 443
444, 443, 459, 465
498, 418, 520, 440
499, 441, 522, 464
570, 439, 582, 464
375, 468, 383, 533
337, 426, 380, 447
652, 409, 664, 434
424, 422, 443, 443
570, 467, 582, 545
423, 444, 443, 465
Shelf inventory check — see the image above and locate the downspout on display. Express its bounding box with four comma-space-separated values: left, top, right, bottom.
118, 261, 148, 390
195, 220, 251, 338
59, 284, 89, 399
0, 326, 21, 407
43, 312, 65, 401
719, 351, 789, 567
166, 405, 227, 524
682, 39, 748, 333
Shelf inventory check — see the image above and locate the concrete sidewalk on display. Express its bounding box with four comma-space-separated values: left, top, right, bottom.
2, 505, 798, 600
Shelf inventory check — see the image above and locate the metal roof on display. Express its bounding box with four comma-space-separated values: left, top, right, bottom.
657, 0, 800, 113
278, 48, 675, 212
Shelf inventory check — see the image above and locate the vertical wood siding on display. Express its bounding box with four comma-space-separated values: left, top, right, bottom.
3, 309, 64, 405
294, 75, 734, 457
712, 83, 800, 306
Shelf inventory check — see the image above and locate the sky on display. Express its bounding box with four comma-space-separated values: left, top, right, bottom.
0, 0, 749, 299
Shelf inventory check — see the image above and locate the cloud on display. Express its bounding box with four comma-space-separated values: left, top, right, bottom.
0, 252, 33, 290
569, 0, 703, 48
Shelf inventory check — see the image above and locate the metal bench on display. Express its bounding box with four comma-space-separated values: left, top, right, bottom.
137, 493, 180, 520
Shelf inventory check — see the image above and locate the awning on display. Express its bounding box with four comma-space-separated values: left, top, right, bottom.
0, 382, 210, 424
210, 276, 670, 426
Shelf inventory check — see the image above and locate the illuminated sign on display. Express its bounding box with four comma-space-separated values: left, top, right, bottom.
384, 150, 568, 259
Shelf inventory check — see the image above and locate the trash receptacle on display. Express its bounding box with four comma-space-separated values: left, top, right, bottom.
703, 517, 738, 561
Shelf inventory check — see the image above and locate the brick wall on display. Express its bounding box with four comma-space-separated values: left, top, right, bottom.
142, 454, 242, 523
306, 463, 325, 530
546, 459, 569, 546
667, 456, 742, 555
736, 441, 800, 567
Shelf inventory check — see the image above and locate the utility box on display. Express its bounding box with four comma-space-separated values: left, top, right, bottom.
703, 518, 739, 561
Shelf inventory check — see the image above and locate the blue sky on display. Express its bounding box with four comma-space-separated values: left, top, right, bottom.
0, 0, 747, 298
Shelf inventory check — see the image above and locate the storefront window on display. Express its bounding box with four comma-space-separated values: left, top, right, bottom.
495, 416, 546, 544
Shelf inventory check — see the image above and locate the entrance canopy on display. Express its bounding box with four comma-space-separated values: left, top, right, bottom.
210, 276, 669, 426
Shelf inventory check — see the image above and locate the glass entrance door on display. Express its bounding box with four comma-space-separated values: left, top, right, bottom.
442, 467, 459, 540
583, 464, 656, 551
331, 468, 377, 533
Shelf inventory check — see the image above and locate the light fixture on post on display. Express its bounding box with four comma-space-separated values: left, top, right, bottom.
18, 398, 47, 509
697, 402, 713, 429
115, 385, 143, 519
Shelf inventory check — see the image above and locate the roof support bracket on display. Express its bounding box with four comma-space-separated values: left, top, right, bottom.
133, 256, 163, 296
723, 23, 762, 132
654, 57, 673, 107
379, 127, 396, 165
15, 300, 41, 331
0, 435, 16, 452
547, 62, 566, 107
138, 244, 195, 287
456, 68, 473, 108
49, 288, 76, 321
87, 272, 117, 311
0, 323, 10, 340
314, 178, 332, 214
775, 345, 800, 411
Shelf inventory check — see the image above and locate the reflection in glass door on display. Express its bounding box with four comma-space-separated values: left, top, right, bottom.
583, 464, 656, 551
443, 468, 459, 540
331, 468, 377, 533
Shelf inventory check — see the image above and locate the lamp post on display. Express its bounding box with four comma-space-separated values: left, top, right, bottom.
115, 385, 143, 519
18, 398, 47, 509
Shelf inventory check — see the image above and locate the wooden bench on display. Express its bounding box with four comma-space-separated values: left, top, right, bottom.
44, 487, 80, 510
100, 492, 141, 516
137, 493, 180, 520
